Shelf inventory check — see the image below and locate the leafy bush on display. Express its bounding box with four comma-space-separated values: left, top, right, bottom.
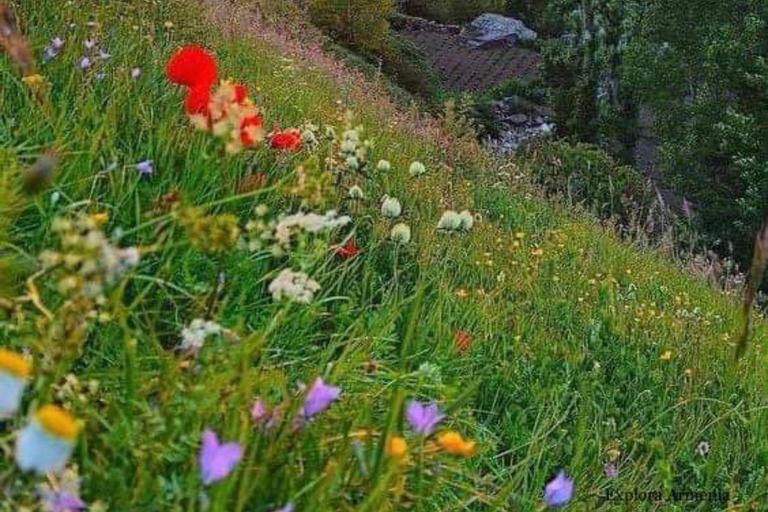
522, 140, 649, 220
402, 0, 505, 24
379, 33, 441, 100
309, 0, 394, 51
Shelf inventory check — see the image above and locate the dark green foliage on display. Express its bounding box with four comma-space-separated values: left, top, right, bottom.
623, 0, 768, 260
522, 140, 649, 220
309, 0, 394, 51
379, 32, 441, 100
401, 0, 505, 24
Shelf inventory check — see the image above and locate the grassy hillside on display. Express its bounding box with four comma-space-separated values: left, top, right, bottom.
0, 0, 766, 510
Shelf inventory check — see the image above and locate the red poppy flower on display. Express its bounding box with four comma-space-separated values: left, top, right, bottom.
233, 84, 248, 104
239, 115, 264, 146
454, 330, 472, 353
270, 129, 302, 152
166, 46, 218, 88
335, 239, 360, 259
184, 84, 211, 115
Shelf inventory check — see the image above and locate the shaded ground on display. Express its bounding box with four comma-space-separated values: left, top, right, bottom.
400, 29, 541, 92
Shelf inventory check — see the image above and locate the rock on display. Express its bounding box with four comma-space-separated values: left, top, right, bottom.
508, 113, 529, 125
462, 14, 537, 48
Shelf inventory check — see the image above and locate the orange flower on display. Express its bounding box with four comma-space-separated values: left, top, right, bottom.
166, 46, 218, 88
270, 129, 302, 151
454, 330, 472, 353
437, 431, 475, 457
385, 436, 408, 459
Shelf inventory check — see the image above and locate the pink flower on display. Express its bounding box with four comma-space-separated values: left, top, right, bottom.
303, 378, 341, 419
406, 401, 444, 435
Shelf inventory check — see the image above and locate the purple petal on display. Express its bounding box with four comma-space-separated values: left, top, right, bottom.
52, 37, 65, 49
131, 68, 141, 79
303, 378, 341, 419
135, 160, 153, 176
272, 503, 295, 512
79, 57, 91, 70
199, 429, 243, 485
41, 490, 86, 512
406, 400, 444, 435
544, 471, 573, 508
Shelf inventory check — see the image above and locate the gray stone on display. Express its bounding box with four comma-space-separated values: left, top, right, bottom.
463, 14, 538, 48
508, 113, 529, 125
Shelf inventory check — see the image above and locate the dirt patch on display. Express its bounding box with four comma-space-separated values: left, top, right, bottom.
400, 29, 541, 92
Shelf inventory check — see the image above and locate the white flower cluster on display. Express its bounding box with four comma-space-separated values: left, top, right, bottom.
339, 128, 371, 171
381, 196, 402, 219
409, 161, 427, 177
269, 269, 321, 303
179, 319, 223, 353
40, 216, 140, 298
437, 210, 475, 233
246, 209, 350, 255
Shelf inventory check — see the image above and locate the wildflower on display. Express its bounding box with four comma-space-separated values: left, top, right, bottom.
458, 210, 474, 231
406, 401, 444, 436
268, 211, 351, 254
22, 73, 44, 86
269, 269, 320, 303
437, 431, 476, 457
83, 38, 95, 50
303, 378, 341, 419
335, 239, 360, 260
377, 160, 391, 172
606, 448, 620, 461
603, 463, 618, 478
270, 129, 302, 151
98, 49, 110, 60
37, 467, 87, 512
78, 57, 91, 70
185, 84, 212, 116
455, 288, 469, 299
199, 429, 242, 485
381, 196, 402, 219
272, 504, 294, 512
166, 46, 218, 88
390, 223, 411, 244
437, 211, 462, 231
135, 160, 153, 176
660, 350, 672, 361
454, 330, 471, 352
130, 67, 141, 79
385, 436, 408, 459
696, 441, 710, 456
346, 156, 360, 170
179, 319, 223, 354
348, 185, 364, 200
544, 472, 573, 508
0, 348, 31, 418
43, 37, 64, 62
251, 398, 269, 424
164, 20, 175, 29
95, 72, 106, 81
15, 405, 81, 474
409, 161, 427, 177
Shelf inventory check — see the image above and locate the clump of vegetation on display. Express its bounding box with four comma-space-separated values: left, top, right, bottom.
309, 0, 394, 51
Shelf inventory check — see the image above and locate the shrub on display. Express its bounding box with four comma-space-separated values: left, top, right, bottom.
402, 0, 505, 24
309, 0, 394, 51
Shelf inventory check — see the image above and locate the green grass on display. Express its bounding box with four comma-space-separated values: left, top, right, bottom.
0, 0, 766, 511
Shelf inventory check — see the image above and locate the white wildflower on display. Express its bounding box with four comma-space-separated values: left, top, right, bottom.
437, 211, 462, 231
458, 210, 474, 231
390, 223, 411, 244
348, 185, 364, 200
269, 269, 321, 303
272, 210, 351, 253
409, 161, 426, 177
377, 160, 391, 172
179, 319, 223, 353
381, 196, 402, 218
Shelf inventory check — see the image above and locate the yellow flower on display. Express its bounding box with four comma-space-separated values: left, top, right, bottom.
36, 405, 81, 441
22, 74, 45, 87
660, 350, 672, 361
455, 288, 469, 299
607, 448, 621, 461
437, 431, 475, 457
163, 20, 175, 28
0, 348, 31, 379
385, 436, 408, 459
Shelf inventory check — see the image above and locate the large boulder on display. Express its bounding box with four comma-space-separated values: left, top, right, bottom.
462, 13, 537, 48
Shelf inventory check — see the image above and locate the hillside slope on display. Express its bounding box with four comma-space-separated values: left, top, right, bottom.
0, 0, 766, 510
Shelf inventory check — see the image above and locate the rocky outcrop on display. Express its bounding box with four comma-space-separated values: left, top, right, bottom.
462, 14, 537, 48
484, 96, 554, 155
